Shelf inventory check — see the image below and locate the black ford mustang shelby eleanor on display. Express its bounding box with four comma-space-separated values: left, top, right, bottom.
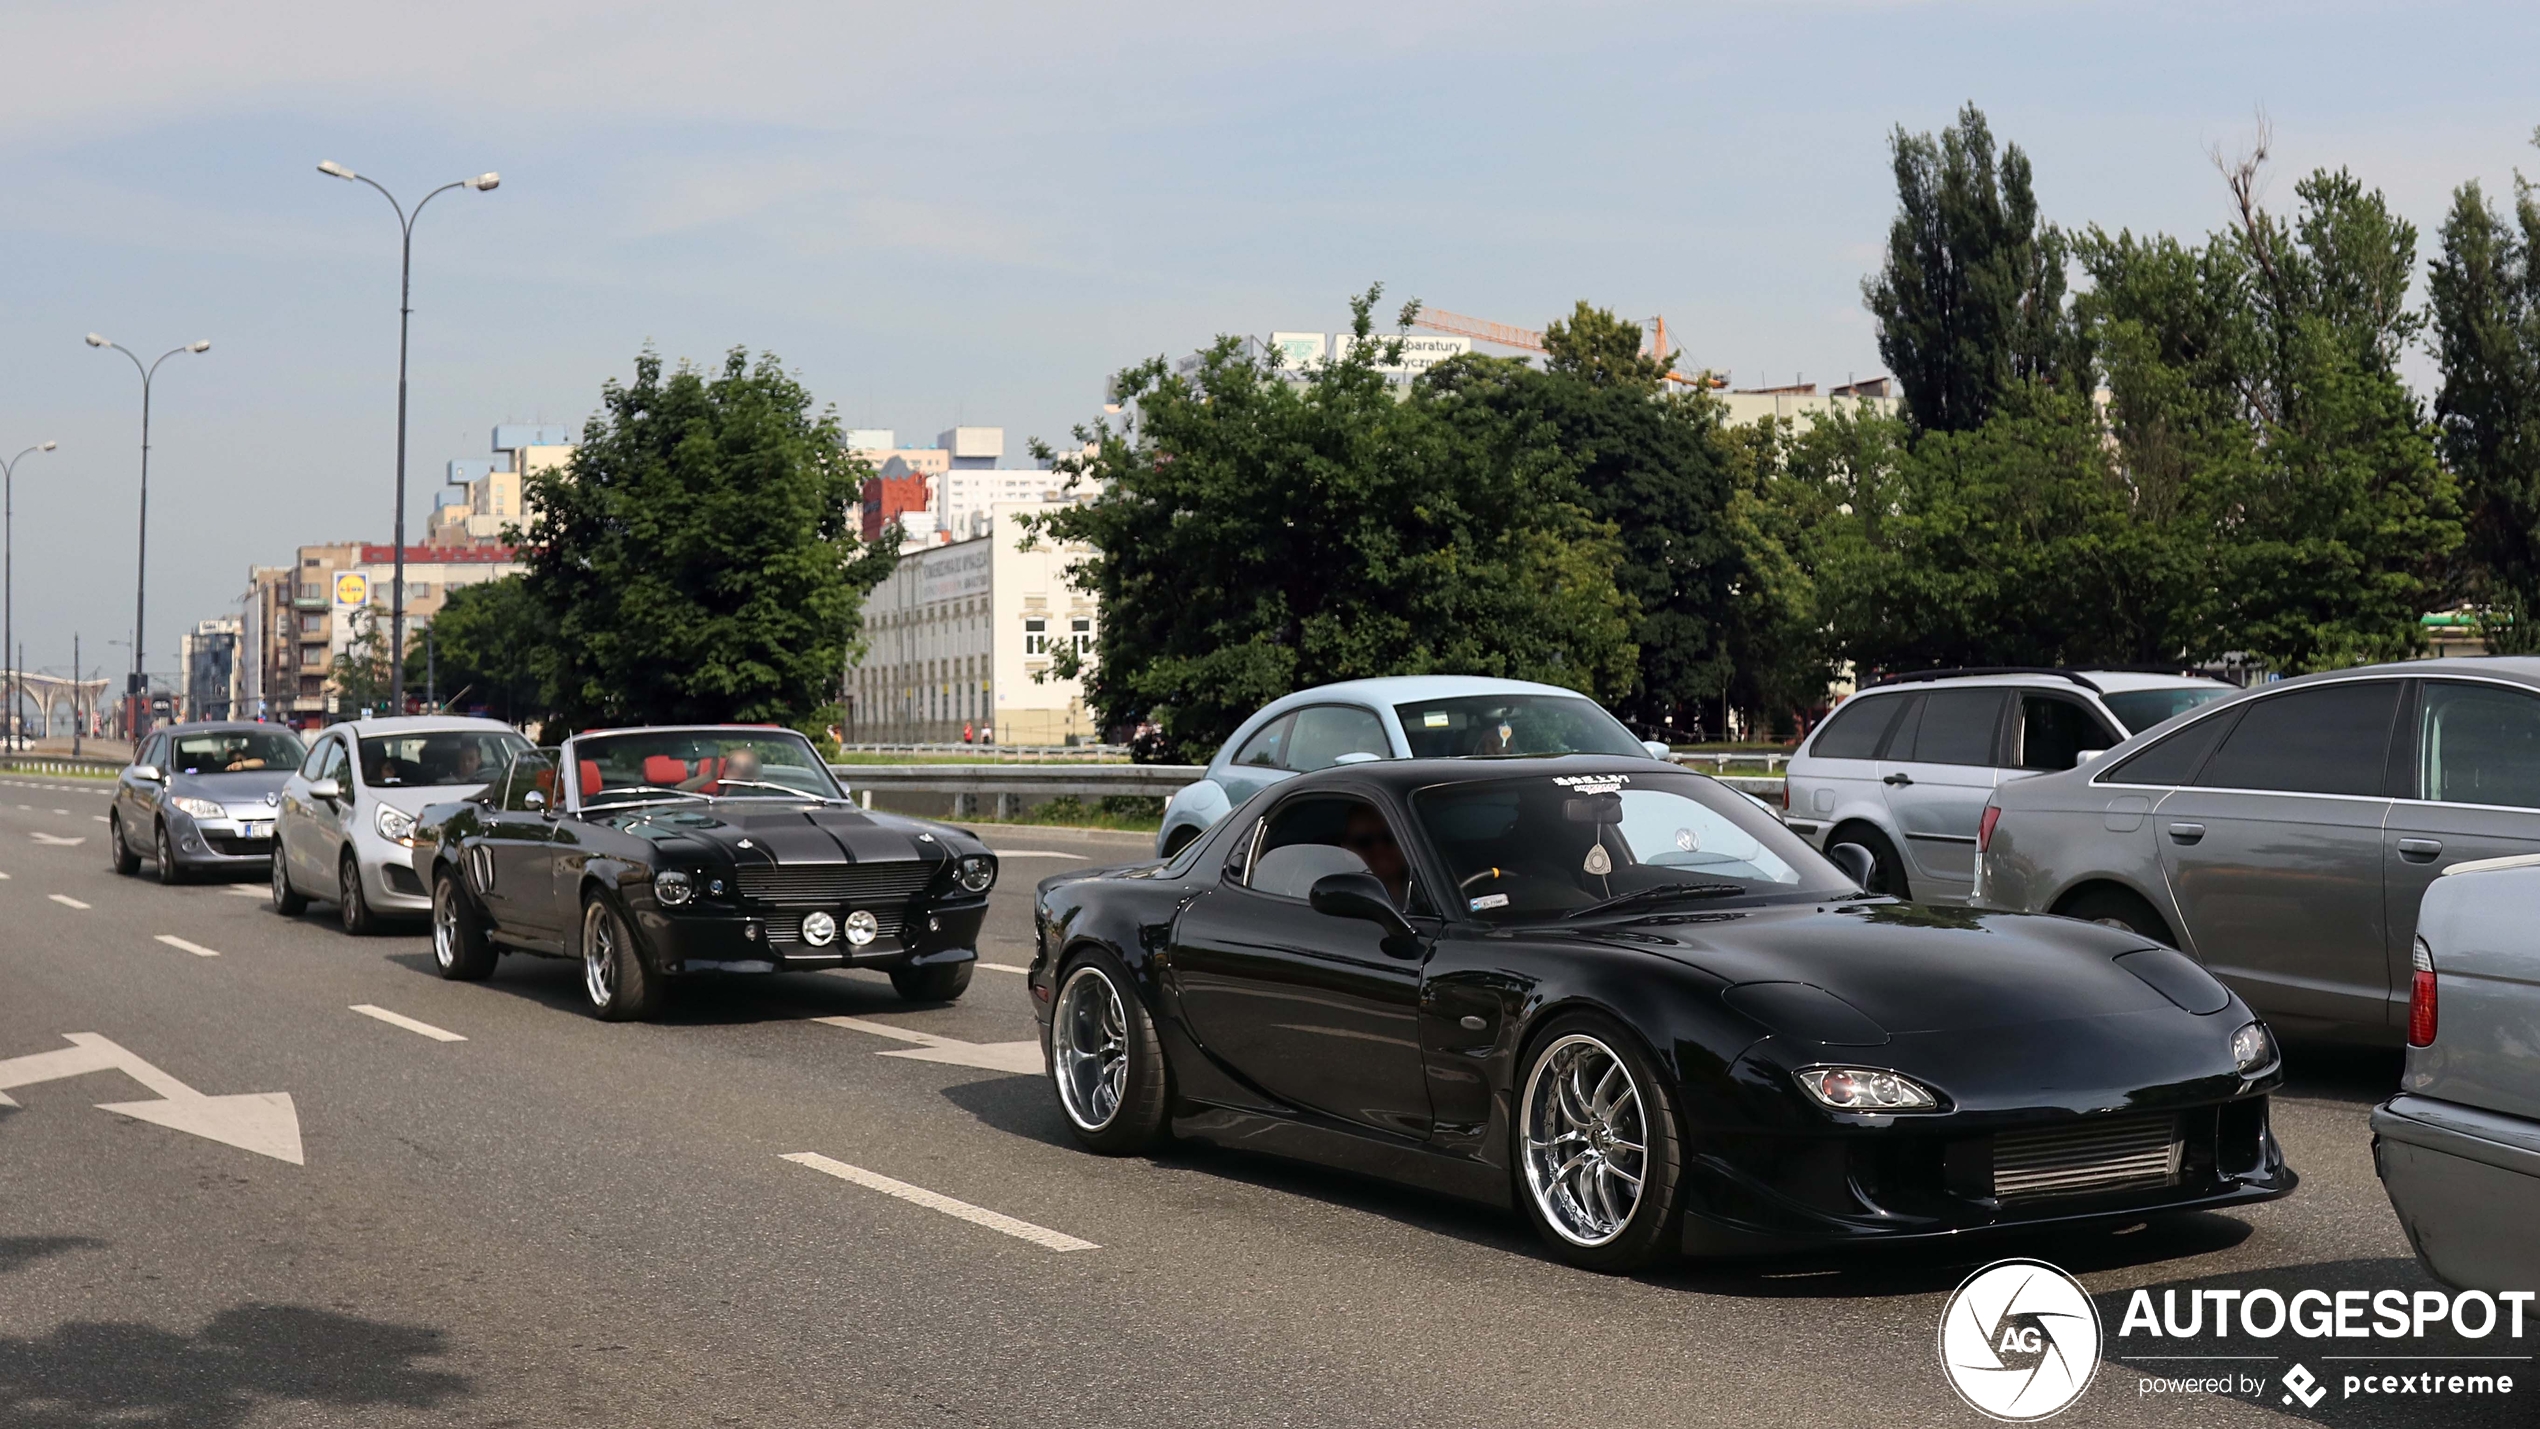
412, 726, 996, 1020
1030, 755, 2293, 1271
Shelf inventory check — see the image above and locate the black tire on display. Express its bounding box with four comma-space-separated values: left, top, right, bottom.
580, 893, 661, 1021
1825, 824, 1911, 901
1047, 948, 1170, 1155
270, 844, 309, 915
154, 821, 186, 886
2058, 885, 2176, 946
1511, 1011, 1687, 1273
431, 870, 499, 981
889, 960, 974, 1003
338, 850, 378, 936
108, 813, 141, 876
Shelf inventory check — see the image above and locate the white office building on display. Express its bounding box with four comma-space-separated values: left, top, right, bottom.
848, 505, 1101, 745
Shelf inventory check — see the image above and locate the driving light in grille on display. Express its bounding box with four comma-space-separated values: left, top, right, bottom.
1796, 1066, 1939, 1112
956, 854, 996, 893
2231, 1019, 2277, 1075
655, 870, 695, 906
844, 909, 880, 946
801, 910, 837, 947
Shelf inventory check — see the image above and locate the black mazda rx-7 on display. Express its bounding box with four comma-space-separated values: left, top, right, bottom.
411, 725, 995, 1020
1029, 755, 2293, 1271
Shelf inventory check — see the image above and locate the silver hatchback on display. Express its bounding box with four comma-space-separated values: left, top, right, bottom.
1976, 657, 2540, 1046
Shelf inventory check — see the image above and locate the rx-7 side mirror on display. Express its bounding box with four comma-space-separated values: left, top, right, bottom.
1309, 871, 1417, 944
132, 764, 164, 783
308, 777, 343, 803
1825, 842, 1877, 889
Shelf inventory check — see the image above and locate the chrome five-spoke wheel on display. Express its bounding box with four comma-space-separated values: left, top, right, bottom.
584, 913, 618, 1008
433, 889, 460, 971
1520, 1033, 1649, 1247
1052, 964, 1129, 1132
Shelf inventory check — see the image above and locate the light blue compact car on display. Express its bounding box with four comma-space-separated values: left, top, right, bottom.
1152, 676, 1670, 856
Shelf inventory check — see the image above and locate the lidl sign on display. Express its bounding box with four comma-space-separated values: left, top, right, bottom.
334, 571, 370, 607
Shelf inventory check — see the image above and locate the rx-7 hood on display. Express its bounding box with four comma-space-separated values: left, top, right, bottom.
1571, 900, 2201, 1036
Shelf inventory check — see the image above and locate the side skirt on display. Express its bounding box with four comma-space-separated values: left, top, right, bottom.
1169, 1103, 1513, 1210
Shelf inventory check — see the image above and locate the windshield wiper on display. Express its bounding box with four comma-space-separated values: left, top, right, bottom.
586, 785, 712, 809
1560, 881, 1748, 920
701, 779, 850, 803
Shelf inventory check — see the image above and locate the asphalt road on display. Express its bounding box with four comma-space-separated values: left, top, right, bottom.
0, 774, 2526, 1428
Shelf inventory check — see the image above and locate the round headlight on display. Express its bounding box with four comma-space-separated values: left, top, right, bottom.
801, 910, 837, 947
655, 870, 695, 907
956, 854, 996, 893
2231, 1020, 2276, 1075
844, 909, 880, 946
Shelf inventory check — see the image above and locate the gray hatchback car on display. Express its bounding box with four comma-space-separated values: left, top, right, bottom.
1976, 657, 2540, 1046
109, 721, 306, 882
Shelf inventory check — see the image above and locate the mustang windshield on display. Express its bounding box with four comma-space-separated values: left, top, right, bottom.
1415, 770, 1854, 921
169, 729, 304, 774
574, 730, 844, 806
359, 729, 531, 787
1394, 695, 1646, 759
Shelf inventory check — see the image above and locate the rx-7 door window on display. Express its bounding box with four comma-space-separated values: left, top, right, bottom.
1246, 794, 1416, 911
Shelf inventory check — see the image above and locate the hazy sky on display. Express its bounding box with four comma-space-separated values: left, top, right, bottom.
1, 1, 2532, 688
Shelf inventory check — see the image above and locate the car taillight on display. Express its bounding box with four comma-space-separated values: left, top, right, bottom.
1780, 780, 1790, 811
2407, 936, 2438, 1047
1977, 804, 2001, 853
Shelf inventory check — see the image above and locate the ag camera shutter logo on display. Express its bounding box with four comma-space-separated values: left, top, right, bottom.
1938, 1259, 2103, 1421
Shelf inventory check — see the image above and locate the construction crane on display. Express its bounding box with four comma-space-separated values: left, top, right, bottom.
1413, 307, 1726, 387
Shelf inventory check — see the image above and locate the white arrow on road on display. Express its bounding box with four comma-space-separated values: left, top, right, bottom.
30, 831, 86, 846
0, 1033, 303, 1164
812, 1016, 1043, 1074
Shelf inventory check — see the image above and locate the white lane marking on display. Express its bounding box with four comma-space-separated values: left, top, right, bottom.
811, 1015, 1042, 1073
0, 1031, 304, 1163
987, 849, 1087, 859
0, 871, 9, 879
154, 934, 222, 958
15, 804, 28, 810
348, 1005, 467, 1042
221, 886, 267, 898
91, 815, 108, 823
30, 832, 85, 846
979, 962, 1031, 975
52, 808, 67, 815
48, 894, 89, 909
780, 1152, 1096, 1251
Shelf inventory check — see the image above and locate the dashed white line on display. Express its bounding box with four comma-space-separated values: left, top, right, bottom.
48, 894, 89, 910
780, 1152, 1097, 1251
91, 815, 108, 823
220, 886, 267, 899
988, 849, 1088, 859
51, 809, 67, 815
979, 962, 1031, 975
154, 934, 221, 958
348, 1004, 466, 1042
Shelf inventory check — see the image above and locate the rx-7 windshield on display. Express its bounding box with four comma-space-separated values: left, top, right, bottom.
1394, 694, 1646, 759
573, 730, 844, 806
1416, 770, 1855, 921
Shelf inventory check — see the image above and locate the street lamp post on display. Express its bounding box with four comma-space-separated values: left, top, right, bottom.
2, 440, 57, 751
316, 160, 499, 709
86, 336, 209, 740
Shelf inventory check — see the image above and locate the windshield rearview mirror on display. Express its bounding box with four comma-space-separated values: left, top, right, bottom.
1562, 792, 1625, 824
1825, 842, 1877, 889
1309, 871, 1416, 942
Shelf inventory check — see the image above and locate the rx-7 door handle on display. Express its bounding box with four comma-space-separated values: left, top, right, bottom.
2167, 822, 2205, 845
2396, 838, 2444, 863
1882, 773, 1914, 787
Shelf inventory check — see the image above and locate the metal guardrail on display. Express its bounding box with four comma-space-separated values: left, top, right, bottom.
836, 742, 1132, 763
830, 760, 1786, 816
0, 753, 125, 778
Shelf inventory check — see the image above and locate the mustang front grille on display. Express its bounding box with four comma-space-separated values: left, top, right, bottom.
736, 862, 933, 908
1993, 1114, 2182, 1202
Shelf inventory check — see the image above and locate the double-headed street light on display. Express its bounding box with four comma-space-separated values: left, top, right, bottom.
87, 335, 211, 738
3, 440, 58, 751
316, 159, 499, 707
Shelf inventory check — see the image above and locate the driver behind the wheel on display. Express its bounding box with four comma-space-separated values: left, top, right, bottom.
1342, 805, 1410, 908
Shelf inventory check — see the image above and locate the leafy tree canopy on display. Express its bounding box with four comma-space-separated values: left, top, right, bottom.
2429, 171, 2540, 648
417, 574, 550, 723
1026, 287, 1637, 762
518, 347, 897, 733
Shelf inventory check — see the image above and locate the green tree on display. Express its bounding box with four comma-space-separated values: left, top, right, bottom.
2428, 172, 2540, 649
1450, 304, 1743, 733
1864, 103, 2085, 433
519, 347, 899, 732
328, 605, 400, 716
416, 575, 551, 722
1026, 287, 1638, 762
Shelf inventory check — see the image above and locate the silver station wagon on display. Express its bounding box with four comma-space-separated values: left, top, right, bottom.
1976, 658, 2540, 1046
